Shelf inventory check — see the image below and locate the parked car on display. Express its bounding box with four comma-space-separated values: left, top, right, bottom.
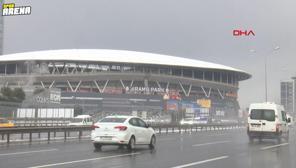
0, 118, 15, 128
247, 102, 290, 143
91, 115, 156, 150
68, 115, 93, 126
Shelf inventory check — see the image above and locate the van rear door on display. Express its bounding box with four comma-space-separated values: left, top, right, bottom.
260, 110, 276, 132
249, 109, 275, 132
249, 109, 263, 132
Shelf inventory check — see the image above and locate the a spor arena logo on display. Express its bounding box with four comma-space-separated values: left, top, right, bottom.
2, 3, 31, 16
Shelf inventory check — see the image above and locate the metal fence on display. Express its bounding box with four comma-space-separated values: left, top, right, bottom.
0, 123, 244, 145
13, 118, 72, 127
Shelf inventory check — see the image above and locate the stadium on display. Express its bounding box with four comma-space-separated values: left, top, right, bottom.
0, 49, 251, 122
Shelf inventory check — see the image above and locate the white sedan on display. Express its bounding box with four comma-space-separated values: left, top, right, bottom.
91, 115, 156, 150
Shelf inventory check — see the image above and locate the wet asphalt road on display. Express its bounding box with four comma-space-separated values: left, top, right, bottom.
0, 128, 295, 168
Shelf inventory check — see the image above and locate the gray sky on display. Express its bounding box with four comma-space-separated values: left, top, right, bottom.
3, 0, 296, 109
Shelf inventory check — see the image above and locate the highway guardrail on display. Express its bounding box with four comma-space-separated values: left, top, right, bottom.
0, 123, 244, 145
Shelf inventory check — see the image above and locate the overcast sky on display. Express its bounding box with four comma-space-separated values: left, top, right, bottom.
3, 0, 296, 109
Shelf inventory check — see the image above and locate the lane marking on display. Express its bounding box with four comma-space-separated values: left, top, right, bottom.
192, 140, 231, 147
28, 152, 141, 168
261, 143, 289, 150
170, 155, 229, 168
0, 149, 58, 157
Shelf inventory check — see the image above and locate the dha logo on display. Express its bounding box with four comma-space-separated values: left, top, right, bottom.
2, 3, 31, 16
233, 29, 255, 36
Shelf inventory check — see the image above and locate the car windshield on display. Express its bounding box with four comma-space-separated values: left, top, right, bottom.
99, 118, 127, 123
72, 118, 84, 123
250, 109, 275, 121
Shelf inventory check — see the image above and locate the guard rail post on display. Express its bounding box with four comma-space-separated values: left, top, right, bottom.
78, 130, 82, 141
29, 131, 32, 144
64, 129, 67, 142
7, 133, 10, 144
47, 131, 50, 143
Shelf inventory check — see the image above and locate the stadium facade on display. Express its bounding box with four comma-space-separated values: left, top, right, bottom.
0, 49, 251, 121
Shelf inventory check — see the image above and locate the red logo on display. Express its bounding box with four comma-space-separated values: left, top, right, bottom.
233, 30, 255, 36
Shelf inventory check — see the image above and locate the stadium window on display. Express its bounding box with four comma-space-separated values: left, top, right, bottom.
144, 67, 150, 73
204, 71, 212, 81
194, 70, 203, 79
228, 73, 233, 84
135, 66, 143, 73
213, 72, 220, 82
110, 65, 121, 71
99, 65, 109, 71
222, 72, 227, 83
122, 66, 134, 72
172, 68, 182, 76
160, 68, 169, 75
234, 75, 238, 86
6, 64, 16, 74
88, 64, 101, 72
183, 69, 192, 78
0, 64, 5, 74
150, 67, 158, 74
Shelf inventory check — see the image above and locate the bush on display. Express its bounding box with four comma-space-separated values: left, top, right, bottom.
0, 87, 26, 102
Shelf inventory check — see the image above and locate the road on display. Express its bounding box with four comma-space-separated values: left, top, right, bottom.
0, 128, 295, 168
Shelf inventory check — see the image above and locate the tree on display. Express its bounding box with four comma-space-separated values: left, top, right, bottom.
1, 87, 13, 100
12, 88, 26, 102
0, 87, 26, 102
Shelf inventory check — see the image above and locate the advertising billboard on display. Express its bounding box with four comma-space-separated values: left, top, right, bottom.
197, 99, 211, 108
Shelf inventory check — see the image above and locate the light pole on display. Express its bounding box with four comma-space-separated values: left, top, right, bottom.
250, 46, 280, 102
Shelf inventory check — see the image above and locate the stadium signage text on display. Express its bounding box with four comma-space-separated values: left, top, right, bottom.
233, 30, 255, 36
35, 93, 61, 104
197, 99, 211, 108
128, 87, 165, 93
2, 3, 31, 16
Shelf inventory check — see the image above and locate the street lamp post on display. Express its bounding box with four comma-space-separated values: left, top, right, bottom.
251, 46, 280, 102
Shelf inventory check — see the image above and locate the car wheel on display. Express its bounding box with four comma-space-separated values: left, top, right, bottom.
127, 136, 136, 150
149, 135, 156, 149
94, 143, 102, 150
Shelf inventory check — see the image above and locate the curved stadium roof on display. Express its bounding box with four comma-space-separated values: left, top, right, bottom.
0, 49, 251, 80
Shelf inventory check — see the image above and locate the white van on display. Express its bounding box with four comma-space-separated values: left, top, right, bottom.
68, 115, 93, 126
247, 102, 289, 143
